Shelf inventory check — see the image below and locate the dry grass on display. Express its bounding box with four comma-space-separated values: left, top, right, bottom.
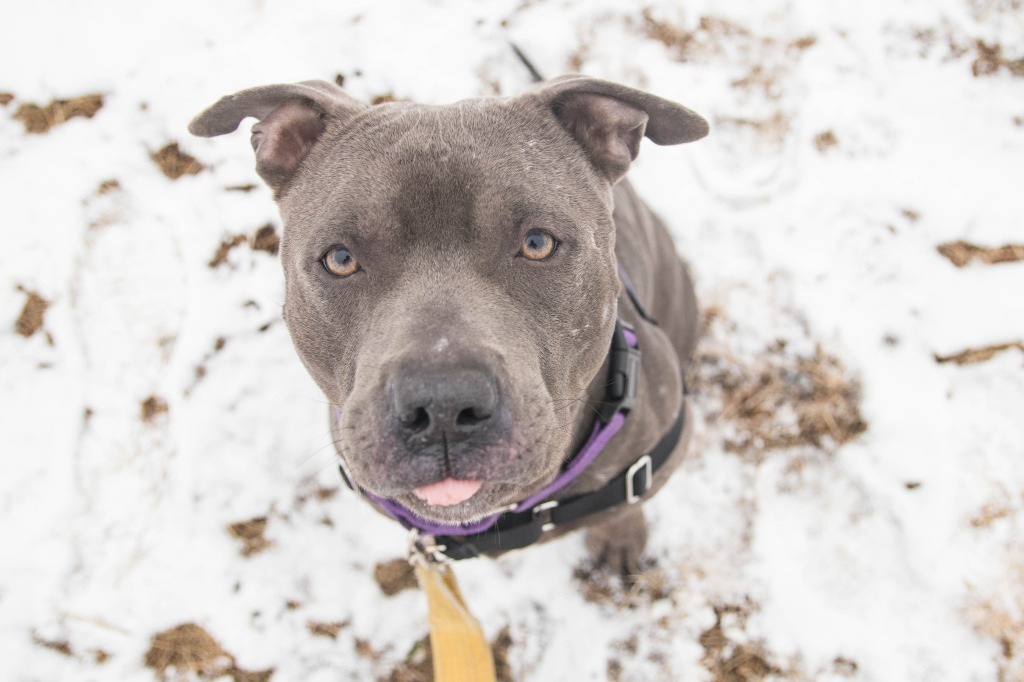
306, 620, 350, 640
814, 130, 838, 151
252, 224, 280, 255
967, 562, 1024, 682
382, 636, 432, 682
713, 112, 792, 148
907, 18, 1024, 80
638, 11, 751, 62
145, 624, 232, 679
140, 395, 169, 422
227, 516, 271, 557
934, 341, 1024, 365
144, 623, 271, 681
574, 558, 673, 609
971, 40, 1024, 78
209, 234, 248, 268
96, 179, 121, 195
14, 287, 48, 338
692, 310, 867, 458
209, 225, 280, 268
152, 143, 205, 180
937, 240, 1024, 267
32, 632, 74, 657
699, 604, 780, 682
13, 94, 104, 133
970, 499, 1015, 528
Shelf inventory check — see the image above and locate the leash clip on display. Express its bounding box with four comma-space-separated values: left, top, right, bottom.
408, 529, 450, 566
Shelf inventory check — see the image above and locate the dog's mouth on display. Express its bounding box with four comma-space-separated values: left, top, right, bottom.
412, 478, 482, 507
390, 477, 529, 526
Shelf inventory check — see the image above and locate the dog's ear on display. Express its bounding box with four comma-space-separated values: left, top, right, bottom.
536, 76, 708, 183
189, 81, 367, 193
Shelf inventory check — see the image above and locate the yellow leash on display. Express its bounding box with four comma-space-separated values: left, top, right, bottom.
409, 532, 497, 682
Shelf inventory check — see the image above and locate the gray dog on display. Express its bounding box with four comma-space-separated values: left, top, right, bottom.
190, 74, 707, 573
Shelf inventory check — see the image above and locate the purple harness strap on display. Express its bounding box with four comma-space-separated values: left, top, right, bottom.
341, 324, 638, 537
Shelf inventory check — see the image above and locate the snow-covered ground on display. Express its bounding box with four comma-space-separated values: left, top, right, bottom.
2, 0, 1023, 680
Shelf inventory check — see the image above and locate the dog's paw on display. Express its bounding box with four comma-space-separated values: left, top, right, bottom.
584, 506, 648, 578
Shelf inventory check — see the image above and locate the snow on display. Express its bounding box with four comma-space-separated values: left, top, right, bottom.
2, 0, 1023, 680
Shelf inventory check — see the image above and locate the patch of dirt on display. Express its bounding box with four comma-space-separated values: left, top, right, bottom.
184, 336, 231, 395
637, 11, 746, 62
970, 40, 1024, 78
209, 225, 281, 267
371, 93, 398, 105
252, 224, 280, 255
356, 637, 383, 662
226, 183, 258, 192
700, 604, 780, 682
152, 143, 205, 180
231, 670, 273, 682
713, 112, 791, 148
141, 395, 169, 422
730, 65, 784, 99
14, 287, 48, 338
970, 499, 1015, 528
293, 476, 339, 508
832, 656, 859, 676
636, 10, 814, 63
33, 632, 73, 657
814, 130, 838, 151
306, 620, 350, 640
913, 25, 1024, 79
209, 234, 248, 268
12, 94, 104, 133
934, 341, 1024, 365
144, 623, 272, 681
937, 240, 1024, 267
0, 92, 13, 106
374, 558, 418, 596
574, 558, 672, 609
97, 179, 121, 195
967, 562, 1024, 682
491, 626, 514, 681
227, 516, 271, 557
692, 310, 868, 458
382, 636, 431, 682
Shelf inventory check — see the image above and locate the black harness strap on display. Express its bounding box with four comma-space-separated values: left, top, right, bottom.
433, 394, 685, 560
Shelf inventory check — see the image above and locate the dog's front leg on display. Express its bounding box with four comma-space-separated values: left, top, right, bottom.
584, 505, 648, 577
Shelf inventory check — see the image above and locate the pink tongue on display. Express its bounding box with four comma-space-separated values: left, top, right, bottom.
413, 478, 482, 506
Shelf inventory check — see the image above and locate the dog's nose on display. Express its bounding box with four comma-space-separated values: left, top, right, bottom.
391, 365, 499, 445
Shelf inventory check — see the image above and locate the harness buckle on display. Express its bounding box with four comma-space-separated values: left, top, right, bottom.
597, 321, 642, 423
626, 455, 653, 504
532, 500, 559, 532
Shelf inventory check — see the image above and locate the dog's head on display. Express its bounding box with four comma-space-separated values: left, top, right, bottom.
191, 76, 706, 524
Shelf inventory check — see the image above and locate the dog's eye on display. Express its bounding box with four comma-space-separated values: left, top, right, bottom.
322, 247, 360, 277
520, 230, 557, 261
